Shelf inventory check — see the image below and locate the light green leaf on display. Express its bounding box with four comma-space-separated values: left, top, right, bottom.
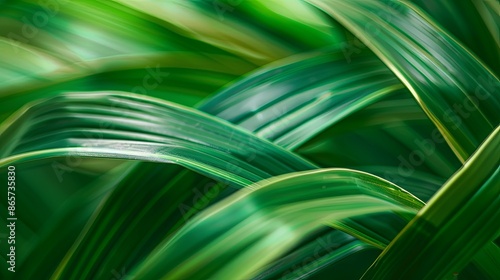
130, 168, 423, 280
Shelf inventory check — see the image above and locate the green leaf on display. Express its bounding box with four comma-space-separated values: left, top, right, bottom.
130, 168, 423, 280
200, 50, 405, 150
0, 92, 315, 187
310, 0, 500, 162
1, 0, 499, 279
362, 125, 500, 280
410, 0, 500, 76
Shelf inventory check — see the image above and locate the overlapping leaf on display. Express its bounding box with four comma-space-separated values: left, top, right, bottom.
0, 92, 315, 184
363, 126, 500, 280
310, 0, 500, 162
129, 169, 423, 280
